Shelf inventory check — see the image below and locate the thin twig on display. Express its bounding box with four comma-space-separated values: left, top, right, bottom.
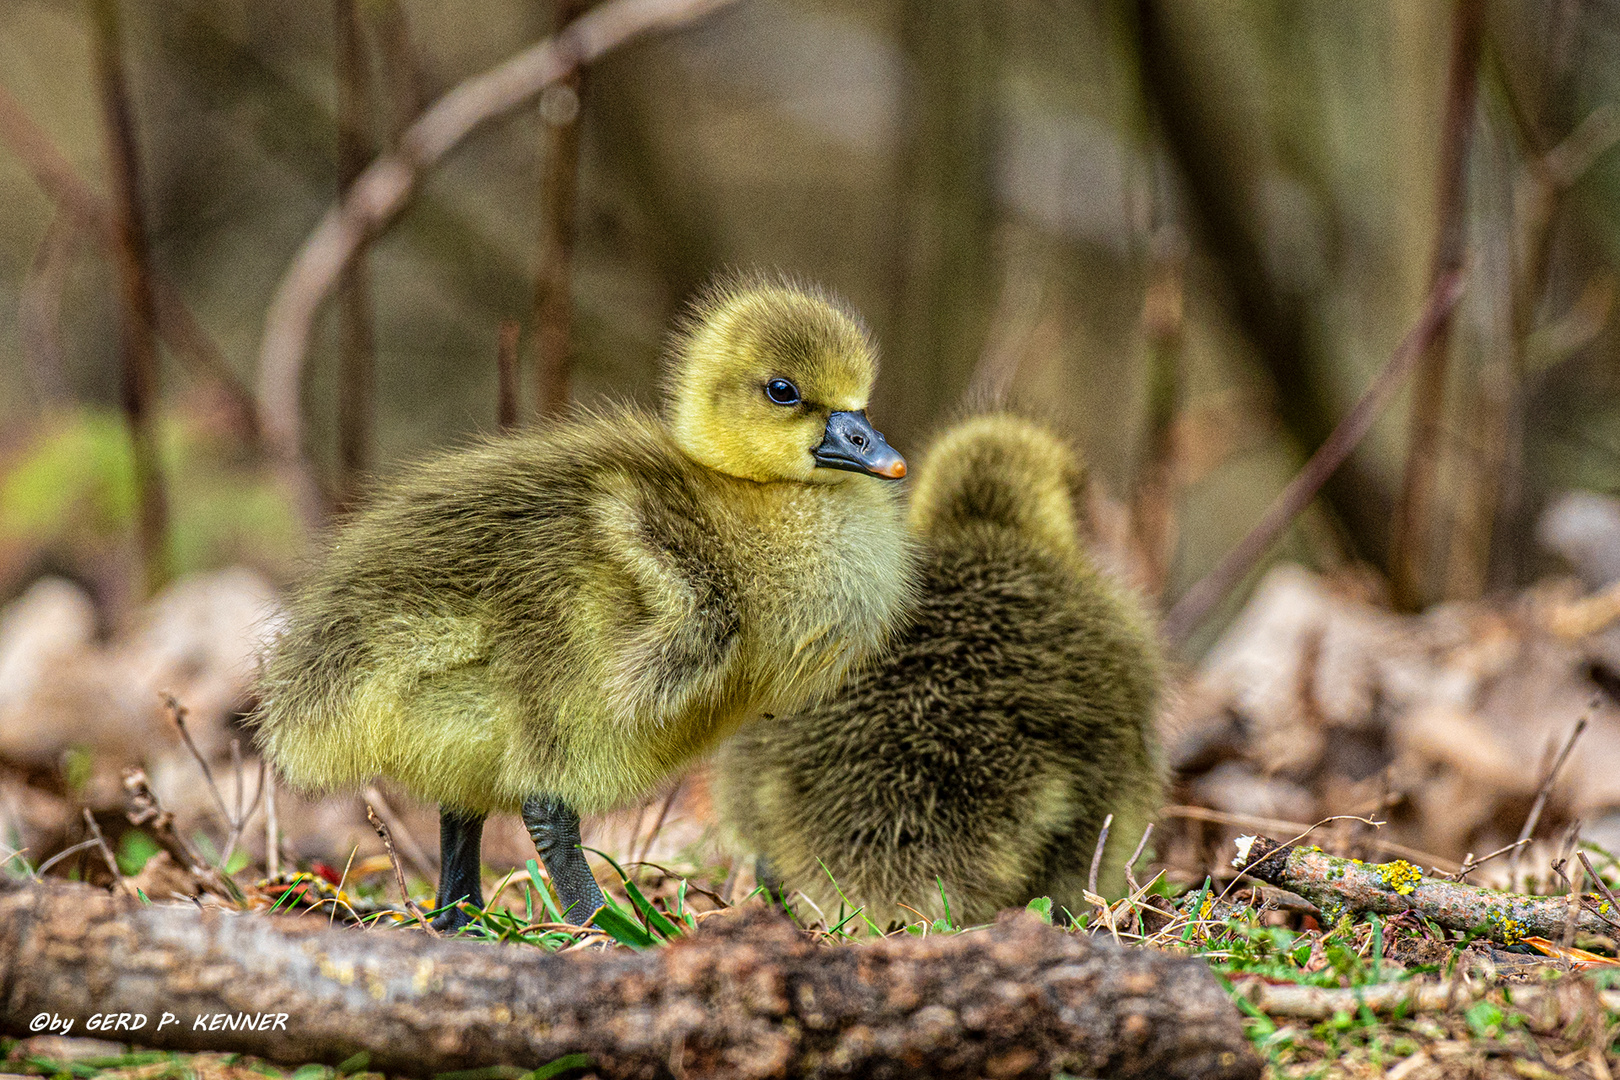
162, 694, 234, 840
1162, 270, 1466, 644
256, 0, 738, 512
91, 0, 170, 597
1509, 702, 1591, 888
1450, 838, 1530, 882
1087, 813, 1114, 897
366, 803, 437, 936
637, 780, 682, 865
79, 808, 136, 898
35, 838, 103, 878
1124, 823, 1154, 897
1159, 803, 1459, 875
1577, 851, 1620, 935
361, 786, 437, 879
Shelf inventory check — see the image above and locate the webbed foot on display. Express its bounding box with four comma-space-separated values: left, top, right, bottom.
522, 795, 606, 925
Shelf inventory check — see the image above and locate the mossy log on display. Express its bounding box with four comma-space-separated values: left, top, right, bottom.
1234, 835, 1617, 944
0, 878, 1258, 1079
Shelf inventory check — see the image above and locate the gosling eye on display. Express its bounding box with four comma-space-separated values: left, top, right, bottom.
764, 378, 801, 406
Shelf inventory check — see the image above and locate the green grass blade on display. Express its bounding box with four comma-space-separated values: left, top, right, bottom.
530, 1053, 591, 1079
525, 859, 565, 923
589, 901, 657, 949
582, 846, 682, 939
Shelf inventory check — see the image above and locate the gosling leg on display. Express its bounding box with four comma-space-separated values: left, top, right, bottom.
522, 795, 606, 924
756, 854, 790, 910
432, 806, 486, 932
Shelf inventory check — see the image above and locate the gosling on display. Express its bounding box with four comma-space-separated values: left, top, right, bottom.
715, 413, 1162, 926
253, 279, 914, 930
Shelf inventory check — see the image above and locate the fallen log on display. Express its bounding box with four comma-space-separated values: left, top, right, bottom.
1232, 835, 1617, 945
0, 878, 1258, 1079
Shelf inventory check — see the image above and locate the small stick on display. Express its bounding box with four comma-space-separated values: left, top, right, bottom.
1088, 813, 1114, 896
636, 779, 682, 865
1161, 803, 1456, 873
264, 772, 280, 879
1124, 823, 1154, 897
366, 803, 437, 936
362, 785, 437, 878
162, 694, 233, 834
1509, 702, 1592, 888
1577, 852, 1620, 935
1450, 838, 1530, 882
79, 808, 136, 898
497, 319, 521, 430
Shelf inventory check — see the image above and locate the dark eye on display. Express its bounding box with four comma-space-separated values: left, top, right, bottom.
764, 378, 800, 406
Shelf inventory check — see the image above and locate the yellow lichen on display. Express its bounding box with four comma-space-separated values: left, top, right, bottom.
1377, 859, 1422, 895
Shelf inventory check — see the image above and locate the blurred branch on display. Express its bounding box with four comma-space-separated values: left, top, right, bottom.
371, 0, 428, 140
1130, 227, 1187, 599
90, 0, 170, 597
0, 82, 258, 443
1388, 0, 1485, 611
533, 0, 590, 419
885, 0, 997, 440
336, 0, 376, 508
1133, 0, 1395, 569
257, 0, 736, 518
1163, 271, 1465, 646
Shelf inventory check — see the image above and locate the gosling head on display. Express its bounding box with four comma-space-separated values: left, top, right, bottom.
910, 413, 1086, 557
664, 279, 906, 484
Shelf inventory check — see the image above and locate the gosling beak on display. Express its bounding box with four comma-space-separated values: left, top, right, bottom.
813, 410, 906, 479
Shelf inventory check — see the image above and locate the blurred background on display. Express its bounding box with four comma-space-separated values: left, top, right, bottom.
5, 0, 1620, 906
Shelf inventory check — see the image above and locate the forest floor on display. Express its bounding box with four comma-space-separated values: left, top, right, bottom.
7, 560, 1620, 1078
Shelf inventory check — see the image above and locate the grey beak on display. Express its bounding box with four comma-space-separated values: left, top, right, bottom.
813, 410, 906, 479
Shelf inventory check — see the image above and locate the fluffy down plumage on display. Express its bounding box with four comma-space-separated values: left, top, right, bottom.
715, 413, 1162, 925
253, 280, 915, 818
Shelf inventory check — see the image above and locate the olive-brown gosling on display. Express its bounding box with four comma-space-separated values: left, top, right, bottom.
252, 280, 914, 930
715, 413, 1162, 926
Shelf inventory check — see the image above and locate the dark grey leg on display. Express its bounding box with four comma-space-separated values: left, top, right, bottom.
522, 795, 606, 925
756, 855, 789, 909
432, 806, 485, 932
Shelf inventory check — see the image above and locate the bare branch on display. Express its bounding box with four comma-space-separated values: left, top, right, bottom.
91, 0, 170, 596
1388, 0, 1485, 609
256, 0, 738, 486
1163, 271, 1466, 644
